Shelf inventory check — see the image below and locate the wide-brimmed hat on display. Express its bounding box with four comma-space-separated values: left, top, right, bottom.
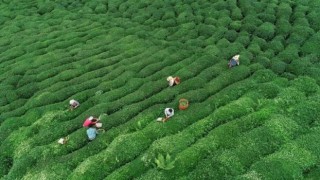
167, 76, 174, 81
89, 116, 94, 120
233, 55, 240, 60
69, 99, 75, 104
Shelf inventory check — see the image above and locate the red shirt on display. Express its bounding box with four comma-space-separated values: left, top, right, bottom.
83, 118, 93, 127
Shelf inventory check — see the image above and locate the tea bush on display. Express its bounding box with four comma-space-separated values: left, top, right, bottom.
255, 22, 275, 40
276, 18, 291, 36
301, 32, 320, 55
270, 59, 287, 75
277, 44, 299, 64
252, 69, 277, 83
291, 76, 319, 96
277, 2, 292, 19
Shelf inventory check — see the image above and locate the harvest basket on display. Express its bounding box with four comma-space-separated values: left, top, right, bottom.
179, 98, 189, 110
175, 77, 181, 84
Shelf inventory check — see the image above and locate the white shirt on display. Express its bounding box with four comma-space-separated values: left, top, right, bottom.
168, 79, 175, 86
164, 108, 174, 118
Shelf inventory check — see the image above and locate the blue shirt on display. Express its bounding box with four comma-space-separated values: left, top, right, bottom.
87, 128, 97, 140
229, 59, 238, 67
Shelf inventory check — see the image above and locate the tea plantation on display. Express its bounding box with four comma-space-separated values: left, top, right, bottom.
1, 0, 320, 179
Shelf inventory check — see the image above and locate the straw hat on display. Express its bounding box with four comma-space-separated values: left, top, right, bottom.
167, 76, 174, 81
233, 55, 240, 60
89, 116, 94, 120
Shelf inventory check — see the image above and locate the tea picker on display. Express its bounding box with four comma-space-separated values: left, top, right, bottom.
69, 99, 80, 110
83, 116, 102, 128
228, 54, 240, 68
167, 76, 181, 87
58, 136, 69, 145
87, 124, 98, 141
156, 108, 174, 123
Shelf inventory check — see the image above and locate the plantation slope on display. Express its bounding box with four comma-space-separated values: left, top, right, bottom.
0, 0, 320, 179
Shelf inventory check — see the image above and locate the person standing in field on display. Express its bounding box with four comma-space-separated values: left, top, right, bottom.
228, 54, 240, 68
167, 76, 181, 87
69, 99, 80, 110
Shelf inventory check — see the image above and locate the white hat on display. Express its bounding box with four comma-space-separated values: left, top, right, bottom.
167, 76, 173, 81
233, 55, 240, 60
69, 99, 76, 104
58, 138, 65, 144
89, 116, 94, 120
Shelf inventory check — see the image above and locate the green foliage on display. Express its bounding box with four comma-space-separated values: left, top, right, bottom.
224, 30, 238, 42
277, 2, 292, 19
269, 37, 285, 53
231, 8, 243, 20
301, 32, 320, 55
258, 12, 276, 23
37, 1, 55, 15
271, 59, 287, 75
276, 18, 291, 36
255, 22, 275, 40
257, 82, 281, 99
252, 69, 277, 83
278, 44, 299, 64
154, 153, 175, 170
236, 34, 250, 47
230, 21, 241, 31
291, 76, 319, 96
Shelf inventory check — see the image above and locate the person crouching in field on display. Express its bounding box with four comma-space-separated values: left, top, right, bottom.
157, 108, 174, 122
83, 116, 99, 127
228, 55, 240, 68
69, 99, 80, 110
87, 124, 98, 141
167, 76, 181, 87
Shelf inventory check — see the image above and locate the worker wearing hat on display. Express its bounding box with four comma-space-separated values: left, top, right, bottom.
69, 99, 80, 110
167, 76, 181, 87
83, 116, 99, 127
228, 54, 240, 68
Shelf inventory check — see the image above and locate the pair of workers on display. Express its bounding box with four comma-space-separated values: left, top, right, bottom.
58, 100, 80, 144
157, 76, 180, 123
83, 116, 102, 141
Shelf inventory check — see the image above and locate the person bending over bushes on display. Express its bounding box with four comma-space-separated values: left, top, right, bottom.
87, 124, 98, 141
69, 99, 80, 110
167, 76, 181, 87
83, 116, 101, 128
228, 54, 240, 68
157, 108, 174, 123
